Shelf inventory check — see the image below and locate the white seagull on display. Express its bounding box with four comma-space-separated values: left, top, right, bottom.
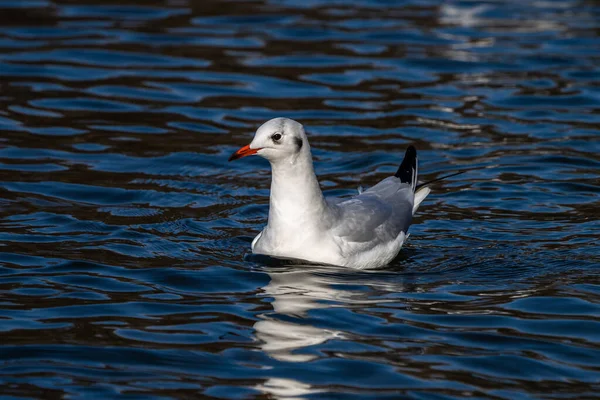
229, 117, 432, 269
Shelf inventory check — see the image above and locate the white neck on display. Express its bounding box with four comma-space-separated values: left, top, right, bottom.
267, 148, 328, 232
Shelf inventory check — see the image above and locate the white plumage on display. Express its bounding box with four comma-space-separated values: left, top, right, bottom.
229, 117, 431, 269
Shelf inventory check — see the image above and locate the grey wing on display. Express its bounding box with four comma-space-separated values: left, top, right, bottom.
330, 177, 415, 245
331, 195, 393, 243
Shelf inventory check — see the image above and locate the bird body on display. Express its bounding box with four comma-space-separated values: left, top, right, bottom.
229, 117, 431, 269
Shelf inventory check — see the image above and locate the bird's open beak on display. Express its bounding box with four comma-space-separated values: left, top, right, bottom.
229, 144, 259, 161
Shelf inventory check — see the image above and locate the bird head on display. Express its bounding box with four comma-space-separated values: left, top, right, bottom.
229, 117, 307, 163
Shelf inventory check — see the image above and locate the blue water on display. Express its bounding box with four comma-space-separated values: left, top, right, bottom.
1, 0, 599, 398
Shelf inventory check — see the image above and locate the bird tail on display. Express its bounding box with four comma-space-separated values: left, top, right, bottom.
395, 145, 467, 214
412, 186, 430, 214
411, 171, 465, 214
395, 145, 418, 192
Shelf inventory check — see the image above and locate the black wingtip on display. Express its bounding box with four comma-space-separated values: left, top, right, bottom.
395, 145, 418, 191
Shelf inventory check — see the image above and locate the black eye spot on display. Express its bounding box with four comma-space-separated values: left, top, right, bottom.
271, 133, 282, 142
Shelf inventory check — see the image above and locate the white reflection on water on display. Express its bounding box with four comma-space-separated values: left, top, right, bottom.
255, 269, 346, 362
253, 265, 407, 398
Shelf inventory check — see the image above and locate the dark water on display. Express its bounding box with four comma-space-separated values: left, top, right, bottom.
1, 0, 599, 398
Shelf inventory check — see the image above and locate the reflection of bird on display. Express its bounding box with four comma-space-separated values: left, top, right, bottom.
252, 266, 408, 398
253, 269, 344, 363
256, 378, 317, 400
230, 117, 430, 269
253, 267, 346, 398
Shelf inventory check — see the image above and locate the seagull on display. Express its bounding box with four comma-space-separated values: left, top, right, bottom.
229, 117, 432, 269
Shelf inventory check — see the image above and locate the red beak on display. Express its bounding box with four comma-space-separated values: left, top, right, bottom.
229, 144, 259, 161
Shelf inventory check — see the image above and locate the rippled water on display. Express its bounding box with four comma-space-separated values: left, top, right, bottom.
1, 0, 599, 398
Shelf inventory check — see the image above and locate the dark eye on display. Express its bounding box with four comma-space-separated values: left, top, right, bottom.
271, 133, 282, 142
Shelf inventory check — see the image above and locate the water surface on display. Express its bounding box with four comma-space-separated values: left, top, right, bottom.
0, 0, 599, 398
